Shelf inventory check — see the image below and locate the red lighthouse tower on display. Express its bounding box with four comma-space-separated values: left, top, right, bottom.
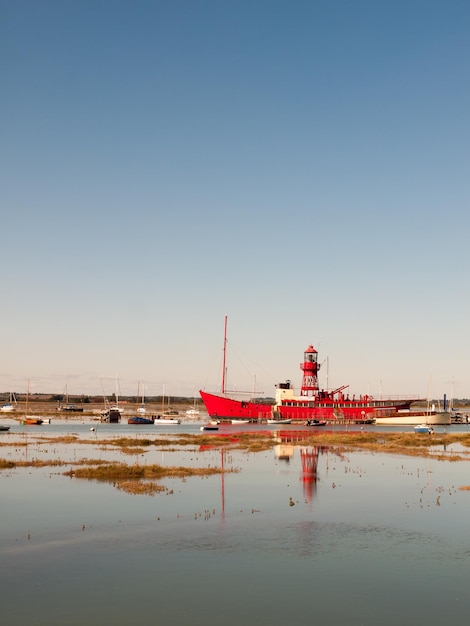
300, 345, 320, 397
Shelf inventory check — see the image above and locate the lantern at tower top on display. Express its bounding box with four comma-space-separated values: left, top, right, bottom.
300, 345, 320, 396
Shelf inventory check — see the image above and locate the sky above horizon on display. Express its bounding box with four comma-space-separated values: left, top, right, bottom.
1, 0, 469, 401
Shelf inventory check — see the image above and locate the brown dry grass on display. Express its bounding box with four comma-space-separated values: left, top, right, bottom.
63, 462, 229, 481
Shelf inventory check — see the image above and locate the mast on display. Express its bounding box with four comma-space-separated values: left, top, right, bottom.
221, 315, 228, 395
25, 379, 29, 416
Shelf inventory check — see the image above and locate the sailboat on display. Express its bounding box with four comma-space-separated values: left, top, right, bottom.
1, 391, 17, 413
185, 396, 200, 417
57, 384, 83, 412
100, 376, 122, 423
22, 381, 43, 425
128, 383, 154, 424
154, 386, 181, 425
136, 382, 147, 414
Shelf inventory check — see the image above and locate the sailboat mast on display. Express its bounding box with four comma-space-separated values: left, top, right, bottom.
26, 379, 29, 416
221, 315, 228, 395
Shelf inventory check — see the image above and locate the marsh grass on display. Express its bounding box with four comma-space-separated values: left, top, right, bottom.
62, 460, 235, 495
117, 480, 168, 495
64, 462, 230, 480
3, 431, 470, 496
0, 458, 68, 468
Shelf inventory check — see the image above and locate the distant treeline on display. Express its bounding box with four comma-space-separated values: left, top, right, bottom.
2, 393, 470, 407
0, 393, 201, 405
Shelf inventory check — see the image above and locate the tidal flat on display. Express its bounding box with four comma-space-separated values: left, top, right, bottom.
1, 426, 470, 625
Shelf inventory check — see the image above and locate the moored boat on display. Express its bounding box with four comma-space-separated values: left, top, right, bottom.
57, 403, 84, 413
128, 416, 155, 425
375, 410, 451, 425
414, 424, 434, 434
267, 418, 292, 425
1, 392, 17, 413
1, 403, 16, 413
100, 408, 121, 423
57, 385, 84, 412
22, 417, 43, 425
153, 415, 181, 425
0, 424, 11, 431
186, 407, 200, 417
199, 324, 424, 423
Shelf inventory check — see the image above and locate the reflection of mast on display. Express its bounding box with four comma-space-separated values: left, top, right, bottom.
221, 449, 225, 520
221, 315, 228, 395
300, 447, 321, 503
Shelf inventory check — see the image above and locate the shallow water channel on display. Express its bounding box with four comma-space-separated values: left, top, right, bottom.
1, 425, 470, 625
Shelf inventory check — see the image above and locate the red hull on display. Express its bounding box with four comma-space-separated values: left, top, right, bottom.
199, 390, 273, 420
199, 390, 420, 422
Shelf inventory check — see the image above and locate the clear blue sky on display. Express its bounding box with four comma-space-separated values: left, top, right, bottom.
1, 0, 469, 401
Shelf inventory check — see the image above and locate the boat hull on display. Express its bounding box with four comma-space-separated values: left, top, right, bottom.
200, 390, 422, 423
414, 425, 433, 433
57, 404, 84, 413
375, 411, 452, 425
199, 390, 273, 420
128, 416, 155, 425
100, 409, 121, 423
1, 404, 16, 413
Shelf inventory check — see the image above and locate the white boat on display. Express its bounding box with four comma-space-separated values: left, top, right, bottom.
154, 416, 181, 425
136, 383, 147, 414
154, 385, 181, 423
186, 395, 200, 416
1, 403, 16, 413
1, 392, 17, 413
267, 418, 292, 425
231, 419, 250, 424
375, 410, 451, 425
414, 424, 434, 434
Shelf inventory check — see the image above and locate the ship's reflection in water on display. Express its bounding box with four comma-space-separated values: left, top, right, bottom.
274, 429, 342, 502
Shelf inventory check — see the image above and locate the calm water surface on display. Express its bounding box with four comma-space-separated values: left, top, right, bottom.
1, 421, 470, 625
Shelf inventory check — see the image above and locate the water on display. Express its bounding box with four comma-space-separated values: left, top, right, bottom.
1, 421, 470, 625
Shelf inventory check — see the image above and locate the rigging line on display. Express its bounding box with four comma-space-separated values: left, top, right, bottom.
225, 339, 279, 387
